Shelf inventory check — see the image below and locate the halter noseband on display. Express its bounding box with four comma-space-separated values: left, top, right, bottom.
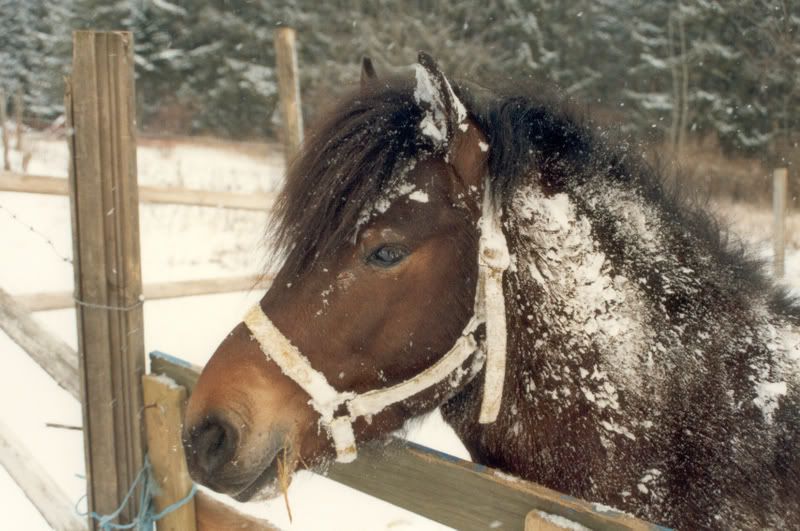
244, 180, 510, 463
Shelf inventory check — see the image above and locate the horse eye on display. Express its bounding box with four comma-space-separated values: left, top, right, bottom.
367, 245, 409, 268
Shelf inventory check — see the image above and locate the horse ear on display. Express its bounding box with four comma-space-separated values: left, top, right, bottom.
448, 119, 490, 191
360, 56, 377, 88
415, 52, 487, 189
414, 52, 467, 148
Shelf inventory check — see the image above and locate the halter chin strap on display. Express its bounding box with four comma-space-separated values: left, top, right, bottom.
244, 180, 510, 463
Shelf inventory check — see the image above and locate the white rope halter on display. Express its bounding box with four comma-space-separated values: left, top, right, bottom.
244, 181, 510, 463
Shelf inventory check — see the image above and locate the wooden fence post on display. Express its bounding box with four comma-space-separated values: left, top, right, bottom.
773, 168, 788, 277
142, 375, 197, 531
14, 88, 23, 150
67, 30, 146, 527
0, 88, 9, 171
274, 27, 303, 163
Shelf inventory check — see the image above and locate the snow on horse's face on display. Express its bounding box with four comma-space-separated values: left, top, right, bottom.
183, 55, 491, 500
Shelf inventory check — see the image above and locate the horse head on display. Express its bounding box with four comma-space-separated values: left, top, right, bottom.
183, 53, 496, 501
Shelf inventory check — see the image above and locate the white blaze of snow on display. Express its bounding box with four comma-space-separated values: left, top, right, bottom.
409, 190, 429, 203
753, 380, 787, 423
535, 511, 591, 531
511, 184, 652, 397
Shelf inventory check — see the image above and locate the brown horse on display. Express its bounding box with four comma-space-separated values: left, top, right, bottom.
184, 54, 800, 529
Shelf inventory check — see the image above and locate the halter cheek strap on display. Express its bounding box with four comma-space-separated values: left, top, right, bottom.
477, 187, 511, 423
244, 180, 510, 463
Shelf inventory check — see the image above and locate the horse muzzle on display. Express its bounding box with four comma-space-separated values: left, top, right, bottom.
182, 322, 311, 500
182, 406, 295, 501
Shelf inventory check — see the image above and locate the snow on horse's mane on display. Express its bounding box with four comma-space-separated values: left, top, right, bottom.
507, 177, 799, 440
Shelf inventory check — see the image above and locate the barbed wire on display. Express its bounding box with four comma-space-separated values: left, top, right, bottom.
0, 201, 73, 264
0, 201, 148, 312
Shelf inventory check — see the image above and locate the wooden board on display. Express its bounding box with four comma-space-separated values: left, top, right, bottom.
68, 30, 146, 526
327, 440, 667, 531
142, 374, 197, 531
0, 286, 80, 400
0, 172, 276, 211
16, 274, 273, 312
0, 421, 86, 531
150, 351, 203, 393
143, 372, 278, 530
150, 353, 670, 531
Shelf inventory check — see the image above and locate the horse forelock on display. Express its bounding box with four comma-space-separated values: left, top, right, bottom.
269, 78, 446, 279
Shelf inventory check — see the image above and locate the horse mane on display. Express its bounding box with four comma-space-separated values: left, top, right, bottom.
458, 79, 800, 321
269, 74, 800, 320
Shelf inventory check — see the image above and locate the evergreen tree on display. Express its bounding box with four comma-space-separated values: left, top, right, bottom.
0, 0, 795, 153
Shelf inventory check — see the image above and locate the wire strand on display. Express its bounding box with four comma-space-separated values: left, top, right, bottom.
0, 201, 73, 264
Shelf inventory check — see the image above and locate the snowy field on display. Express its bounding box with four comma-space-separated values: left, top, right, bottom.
1, 132, 797, 530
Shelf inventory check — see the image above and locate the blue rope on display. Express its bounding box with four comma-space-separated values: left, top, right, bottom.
76, 454, 199, 530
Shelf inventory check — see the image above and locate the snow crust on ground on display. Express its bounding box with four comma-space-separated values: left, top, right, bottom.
0, 133, 466, 530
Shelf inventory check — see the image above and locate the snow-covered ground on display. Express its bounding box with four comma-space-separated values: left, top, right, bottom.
0, 132, 468, 530
1, 133, 797, 530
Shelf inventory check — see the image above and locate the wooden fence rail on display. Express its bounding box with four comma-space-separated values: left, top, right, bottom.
0, 172, 276, 211
0, 422, 86, 530
15, 274, 273, 312
0, 286, 80, 399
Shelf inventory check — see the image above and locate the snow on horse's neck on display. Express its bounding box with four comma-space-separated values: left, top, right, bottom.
504, 182, 655, 444
503, 177, 796, 443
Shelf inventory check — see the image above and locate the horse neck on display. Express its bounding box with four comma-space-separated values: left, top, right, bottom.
501, 177, 662, 389
444, 172, 800, 522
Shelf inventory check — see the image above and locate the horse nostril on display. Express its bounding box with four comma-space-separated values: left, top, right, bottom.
186, 416, 238, 480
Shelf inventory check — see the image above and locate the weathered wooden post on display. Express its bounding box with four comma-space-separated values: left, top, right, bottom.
67, 30, 146, 527
142, 375, 197, 531
274, 27, 303, 163
0, 88, 9, 171
773, 168, 788, 277
14, 88, 23, 150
